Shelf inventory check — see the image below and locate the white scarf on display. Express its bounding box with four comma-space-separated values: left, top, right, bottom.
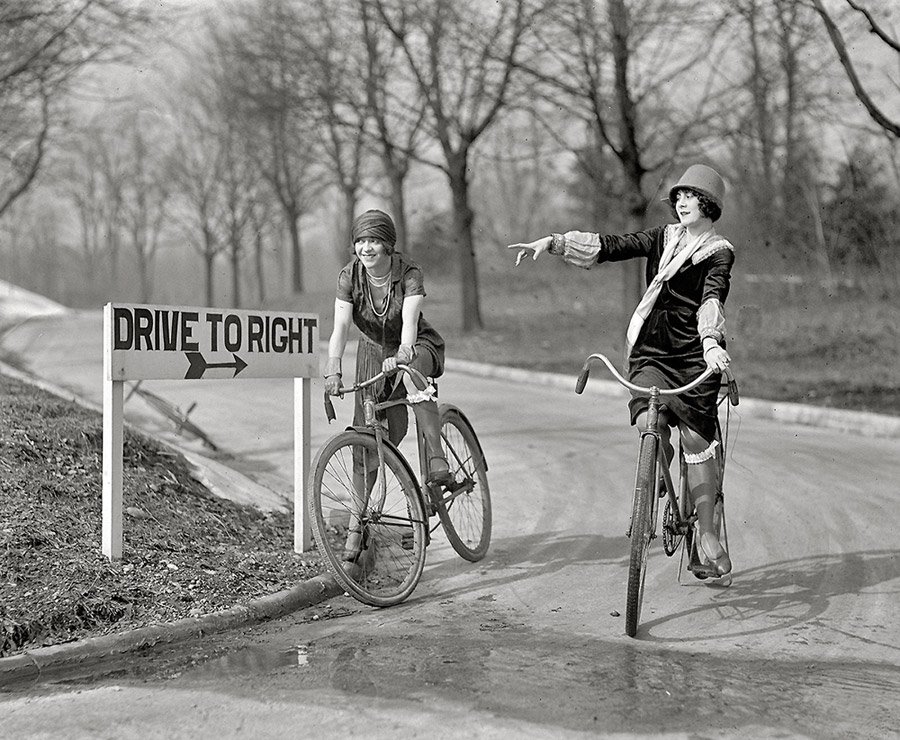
625, 225, 718, 358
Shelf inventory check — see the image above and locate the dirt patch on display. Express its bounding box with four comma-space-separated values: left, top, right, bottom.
0, 374, 324, 657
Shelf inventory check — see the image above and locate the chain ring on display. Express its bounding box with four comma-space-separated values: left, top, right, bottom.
662, 498, 681, 555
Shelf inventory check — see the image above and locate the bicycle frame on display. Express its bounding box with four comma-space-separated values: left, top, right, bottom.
324, 364, 432, 521
577, 352, 739, 634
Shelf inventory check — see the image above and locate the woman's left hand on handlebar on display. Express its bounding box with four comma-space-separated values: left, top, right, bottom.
703, 344, 731, 372
382, 343, 415, 374
508, 236, 552, 266
324, 374, 343, 395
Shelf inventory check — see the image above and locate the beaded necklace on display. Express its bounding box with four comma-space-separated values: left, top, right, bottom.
365, 270, 392, 318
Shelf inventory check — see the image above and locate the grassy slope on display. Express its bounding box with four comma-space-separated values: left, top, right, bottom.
0, 375, 323, 657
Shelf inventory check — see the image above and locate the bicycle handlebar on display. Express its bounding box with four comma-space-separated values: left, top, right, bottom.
576, 352, 739, 406
324, 364, 430, 423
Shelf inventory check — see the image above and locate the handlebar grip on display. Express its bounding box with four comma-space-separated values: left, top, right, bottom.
728, 379, 740, 406
575, 366, 590, 394
722, 368, 740, 406
324, 392, 336, 423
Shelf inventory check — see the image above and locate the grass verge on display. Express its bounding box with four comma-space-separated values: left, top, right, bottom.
0, 374, 324, 658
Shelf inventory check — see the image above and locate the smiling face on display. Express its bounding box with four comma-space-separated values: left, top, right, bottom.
673, 188, 708, 228
354, 237, 391, 274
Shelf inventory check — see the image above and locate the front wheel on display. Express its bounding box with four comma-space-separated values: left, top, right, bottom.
309, 431, 427, 607
626, 434, 658, 638
435, 406, 492, 561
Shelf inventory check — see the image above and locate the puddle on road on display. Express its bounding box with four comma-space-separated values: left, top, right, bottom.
19, 624, 898, 737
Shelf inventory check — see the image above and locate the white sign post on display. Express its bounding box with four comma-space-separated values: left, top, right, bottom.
102, 302, 319, 560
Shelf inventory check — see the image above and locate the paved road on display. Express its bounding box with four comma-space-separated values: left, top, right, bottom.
2, 311, 899, 738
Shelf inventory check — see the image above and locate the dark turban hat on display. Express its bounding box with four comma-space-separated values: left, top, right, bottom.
351, 209, 397, 252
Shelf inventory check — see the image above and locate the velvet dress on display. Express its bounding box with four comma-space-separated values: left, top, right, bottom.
553, 224, 735, 441
336, 252, 445, 444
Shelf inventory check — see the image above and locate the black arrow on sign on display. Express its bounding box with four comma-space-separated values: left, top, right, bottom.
184, 352, 248, 379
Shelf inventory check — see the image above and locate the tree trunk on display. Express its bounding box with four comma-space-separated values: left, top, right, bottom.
205, 252, 215, 307
286, 210, 303, 293
231, 244, 241, 308
254, 228, 266, 305
387, 169, 409, 256
447, 153, 482, 332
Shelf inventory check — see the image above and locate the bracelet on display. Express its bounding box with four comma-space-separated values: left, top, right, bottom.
323, 356, 342, 378
548, 233, 566, 256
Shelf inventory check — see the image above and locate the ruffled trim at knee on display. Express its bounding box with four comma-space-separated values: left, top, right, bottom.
683, 439, 718, 464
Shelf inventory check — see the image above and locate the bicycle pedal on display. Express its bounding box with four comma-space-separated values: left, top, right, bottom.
400, 530, 414, 550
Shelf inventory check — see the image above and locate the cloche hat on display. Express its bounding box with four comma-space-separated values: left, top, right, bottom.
668, 164, 725, 212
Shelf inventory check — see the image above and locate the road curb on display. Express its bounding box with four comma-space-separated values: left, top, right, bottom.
445, 358, 900, 439
0, 575, 341, 687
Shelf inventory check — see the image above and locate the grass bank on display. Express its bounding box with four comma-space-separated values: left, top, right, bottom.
0, 374, 324, 658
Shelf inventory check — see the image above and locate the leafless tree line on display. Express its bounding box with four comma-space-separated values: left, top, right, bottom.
1, 0, 898, 323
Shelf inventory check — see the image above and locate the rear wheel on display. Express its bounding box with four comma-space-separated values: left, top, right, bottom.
435, 407, 492, 561
626, 435, 658, 638
309, 431, 427, 607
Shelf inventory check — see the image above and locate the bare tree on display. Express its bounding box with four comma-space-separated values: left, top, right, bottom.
169, 107, 226, 307
0, 0, 159, 218
221, 0, 326, 295
372, 0, 545, 331
118, 113, 171, 303
60, 132, 108, 296
521, 0, 730, 312
810, 0, 900, 139
358, 0, 430, 254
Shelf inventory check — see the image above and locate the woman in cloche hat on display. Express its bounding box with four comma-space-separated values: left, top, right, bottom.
507, 164, 735, 579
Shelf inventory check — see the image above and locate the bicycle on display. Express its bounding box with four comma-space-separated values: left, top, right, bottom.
575, 353, 739, 638
309, 364, 491, 606
125, 381, 219, 451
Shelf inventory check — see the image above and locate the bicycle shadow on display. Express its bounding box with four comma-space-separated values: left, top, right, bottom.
637, 548, 900, 646
423, 529, 629, 600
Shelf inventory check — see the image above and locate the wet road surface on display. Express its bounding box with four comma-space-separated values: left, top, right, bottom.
2, 311, 899, 738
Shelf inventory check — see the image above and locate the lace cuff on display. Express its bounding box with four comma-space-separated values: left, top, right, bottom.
550, 231, 603, 269
697, 298, 726, 342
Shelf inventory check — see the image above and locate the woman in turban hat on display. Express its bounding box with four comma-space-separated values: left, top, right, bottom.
324, 210, 450, 567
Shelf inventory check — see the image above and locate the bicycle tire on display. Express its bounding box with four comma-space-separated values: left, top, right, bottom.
626, 434, 658, 638
309, 431, 427, 607
435, 407, 492, 561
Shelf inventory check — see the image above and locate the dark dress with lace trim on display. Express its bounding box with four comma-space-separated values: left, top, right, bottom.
336, 252, 445, 444
597, 225, 734, 441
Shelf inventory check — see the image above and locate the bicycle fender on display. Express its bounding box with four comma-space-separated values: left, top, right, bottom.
345, 426, 426, 504
438, 403, 488, 472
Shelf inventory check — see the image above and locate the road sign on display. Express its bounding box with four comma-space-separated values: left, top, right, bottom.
102, 302, 320, 561
107, 303, 319, 381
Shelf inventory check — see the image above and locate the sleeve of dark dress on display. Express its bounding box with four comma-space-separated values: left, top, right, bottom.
697, 248, 735, 342
336, 264, 353, 302
402, 264, 426, 297
701, 248, 734, 304
596, 226, 665, 264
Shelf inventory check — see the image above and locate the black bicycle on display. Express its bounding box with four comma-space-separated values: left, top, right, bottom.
309, 364, 491, 606
576, 353, 739, 637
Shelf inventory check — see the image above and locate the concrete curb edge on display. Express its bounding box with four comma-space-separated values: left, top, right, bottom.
445, 358, 900, 439
0, 575, 341, 687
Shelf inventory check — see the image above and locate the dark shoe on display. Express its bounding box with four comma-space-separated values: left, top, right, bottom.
425, 456, 453, 486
